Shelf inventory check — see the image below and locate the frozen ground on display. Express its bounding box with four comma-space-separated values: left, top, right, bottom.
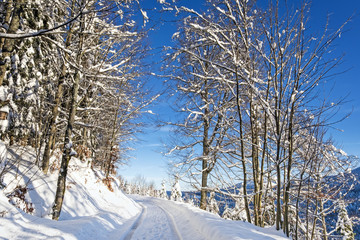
0, 145, 287, 240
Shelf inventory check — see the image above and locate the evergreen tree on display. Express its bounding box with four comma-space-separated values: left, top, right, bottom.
170, 178, 182, 202
160, 180, 167, 199
206, 191, 219, 215
222, 204, 232, 220
230, 198, 247, 221
336, 200, 355, 240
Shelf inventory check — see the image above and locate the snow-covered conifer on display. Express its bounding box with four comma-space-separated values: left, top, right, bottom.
206, 192, 219, 215
160, 181, 168, 199
170, 178, 182, 202
125, 183, 132, 194
222, 204, 232, 220
186, 196, 195, 206
230, 198, 247, 221
336, 200, 355, 240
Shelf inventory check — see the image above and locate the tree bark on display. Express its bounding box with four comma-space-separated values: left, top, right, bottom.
0, 0, 24, 86
42, 1, 76, 174
200, 81, 210, 210
319, 199, 328, 240
105, 98, 120, 179
250, 101, 261, 226
0, 0, 13, 49
235, 68, 251, 223
283, 102, 295, 236
52, 1, 85, 219
52, 70, 81, 220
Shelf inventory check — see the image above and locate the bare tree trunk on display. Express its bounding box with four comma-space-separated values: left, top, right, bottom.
250, 101, 261, 226
275, 94, 283, 230
200, 83, 210, 210
200, 165, 209, 210
42, 66, 67, 173
276, 155, 282, 230
52, 1, 85, 219
105, 99, 120, 179
42, 1, 76, 174
295, 169, 306, 240
284, 101, 295, 236
42, 70, 65, 173
319, 199, 328, 240
52, 70, 81, 220
310, 199, 319, 240
235, 68, 251, 223
259, 79, 271, 227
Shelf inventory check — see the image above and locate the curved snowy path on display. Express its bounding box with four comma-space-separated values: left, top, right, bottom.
122, 195, 206, 240
121, 195, 288, 240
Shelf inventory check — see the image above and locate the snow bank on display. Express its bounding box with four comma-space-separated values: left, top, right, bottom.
0, 145, 140, 239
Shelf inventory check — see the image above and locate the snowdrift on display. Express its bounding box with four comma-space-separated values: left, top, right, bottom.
0, 145, 140, 239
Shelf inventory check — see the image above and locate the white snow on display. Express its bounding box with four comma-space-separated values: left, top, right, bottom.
0, 86, 9, 102
0, 141, 7, 171
0, 146, 288, 240
140, 9, 149, 25
129, 195, 288, 240
0, 145, 140, 240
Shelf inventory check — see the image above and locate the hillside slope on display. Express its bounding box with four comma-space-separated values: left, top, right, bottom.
0, 146, 287, 239
0, 145, 140, 239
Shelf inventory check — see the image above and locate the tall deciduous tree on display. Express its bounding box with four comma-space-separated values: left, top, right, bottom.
52, 0, 153, 220
166, 11, 234, 210
163, 0, 354, 238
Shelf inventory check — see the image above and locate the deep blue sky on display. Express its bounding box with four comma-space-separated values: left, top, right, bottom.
119, 0, 360, 189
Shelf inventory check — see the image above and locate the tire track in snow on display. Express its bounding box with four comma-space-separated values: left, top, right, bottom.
122, 203, 147, 240
156, 204, 182, 240
124, 196, 183, 240
152, 198, 208, 240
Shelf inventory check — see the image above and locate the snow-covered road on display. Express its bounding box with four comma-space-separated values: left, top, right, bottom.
123, 196, 184, 240
124, 195, 209, 240
123, 195, 287, 240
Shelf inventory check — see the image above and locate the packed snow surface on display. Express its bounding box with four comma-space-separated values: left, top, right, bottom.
128, 195, 287, 240
0, 145, 287, 239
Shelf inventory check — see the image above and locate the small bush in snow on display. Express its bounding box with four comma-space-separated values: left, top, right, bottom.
206, 192, 219, 215
160, 181, 167, 199
222, 204, 232, 220
6, 185, 34, 214
102, 177, 115, 192
170, 179, 182, 202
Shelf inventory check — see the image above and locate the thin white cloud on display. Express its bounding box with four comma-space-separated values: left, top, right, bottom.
144, 143, 162, 147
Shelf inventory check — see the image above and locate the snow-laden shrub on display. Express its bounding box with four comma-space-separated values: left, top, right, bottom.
222, 204, 232, 220
160, 181, 167, 199
170, 179, 182, 202
206, 192, 219, 215
102, 177, 115, 192
228, 198, 247, 221
6, 185, 34, 214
